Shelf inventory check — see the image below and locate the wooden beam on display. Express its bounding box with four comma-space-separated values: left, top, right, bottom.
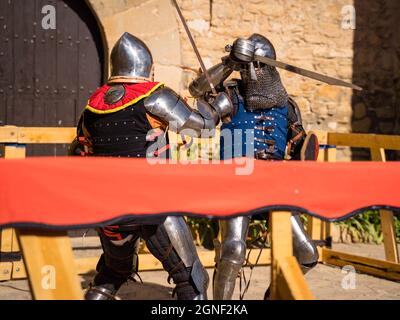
380, 210, 399, 263
276, 256, 314, 300
0, 126, 76, 144
16, 230, 83, 300
270, 211, 314, 300
328, 132, 400, 151
322, 248, 400, 281
0, 126, 19, 143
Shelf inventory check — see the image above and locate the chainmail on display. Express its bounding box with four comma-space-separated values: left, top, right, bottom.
241, 65, 289, 111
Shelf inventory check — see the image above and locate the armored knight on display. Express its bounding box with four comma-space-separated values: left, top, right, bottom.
189, 34, 319, 300
69, 32, 234, 300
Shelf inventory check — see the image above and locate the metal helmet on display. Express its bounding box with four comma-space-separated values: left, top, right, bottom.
240, 33, 288, 111
108, 32, 154, 84
248, 33, 276, 62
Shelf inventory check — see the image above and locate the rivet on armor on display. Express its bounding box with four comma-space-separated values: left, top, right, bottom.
0, 52, 3, 56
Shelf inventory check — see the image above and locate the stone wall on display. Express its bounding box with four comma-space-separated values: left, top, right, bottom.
87, 0, 183, 91
178, 0, 356, 135
352, 0, 400, 159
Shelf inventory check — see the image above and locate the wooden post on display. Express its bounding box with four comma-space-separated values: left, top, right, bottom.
370, 147, 386, 162
0, 144, 26, 280
16, 229, 83, 300
307, 217, 323, 240
380, 210, 399, 263
370, 147, 399, 263
270, 211, 314, 300
3, 144, 27, 159
310, 135, 336, 242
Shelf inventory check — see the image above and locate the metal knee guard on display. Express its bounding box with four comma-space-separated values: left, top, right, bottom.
213, 216, 250, 300
85, 230, 140, 300
291, 213, 319, 273
145, 216, 209, 300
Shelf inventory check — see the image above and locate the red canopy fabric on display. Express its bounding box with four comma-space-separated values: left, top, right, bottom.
0, 157, 399, 230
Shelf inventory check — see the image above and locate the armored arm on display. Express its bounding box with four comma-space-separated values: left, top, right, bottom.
189, 39, 258, 98
68, 113, 93, 156
144, 87, 233, 134
188, 56, 241, 98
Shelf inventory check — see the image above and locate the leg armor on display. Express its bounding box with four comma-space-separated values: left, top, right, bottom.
85, 228, 140, 300
291, 213, 319, 273
213, 216, 250, 300
143, 217, 209, 300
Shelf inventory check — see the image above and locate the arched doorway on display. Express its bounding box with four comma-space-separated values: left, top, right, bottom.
0, 0, 104, 155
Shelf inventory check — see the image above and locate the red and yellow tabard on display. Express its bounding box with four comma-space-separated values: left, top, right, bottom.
86, 82, 164, 114
81, 81, 166, 158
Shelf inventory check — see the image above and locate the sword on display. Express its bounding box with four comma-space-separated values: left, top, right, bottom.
225, 42, 362, 91
255, 54, 362, 91
171, 0, 218, 95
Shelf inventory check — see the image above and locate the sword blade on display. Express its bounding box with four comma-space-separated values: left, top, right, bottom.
171, 0, 217, 95
254, 54, 362, 91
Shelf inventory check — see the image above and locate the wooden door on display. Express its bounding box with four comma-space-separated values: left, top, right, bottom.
0, 0, 104, 156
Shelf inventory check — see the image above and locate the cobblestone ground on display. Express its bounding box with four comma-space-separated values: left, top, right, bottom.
1, 242, 399, 300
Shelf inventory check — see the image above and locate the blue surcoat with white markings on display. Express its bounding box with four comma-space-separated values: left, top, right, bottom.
220, 85, 288, 160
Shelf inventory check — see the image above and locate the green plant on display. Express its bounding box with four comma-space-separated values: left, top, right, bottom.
335, 210, 387, 244
395, 215, 400, 242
